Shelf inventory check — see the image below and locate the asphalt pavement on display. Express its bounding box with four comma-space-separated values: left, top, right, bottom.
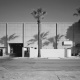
0, 57, 80, 80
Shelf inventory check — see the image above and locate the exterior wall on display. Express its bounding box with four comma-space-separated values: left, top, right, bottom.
41, 23, 56, 49
29, 48, 65, 58
24, 23, 56, 49
41, 49, 65, 58
0, 23, 6, 47
7, 23, 23, 43
0, 22, 80, 57
24, 23, 38, 48
57, 23, 73, 49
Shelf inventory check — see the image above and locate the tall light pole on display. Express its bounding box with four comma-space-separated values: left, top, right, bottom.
31, 8, 46, 57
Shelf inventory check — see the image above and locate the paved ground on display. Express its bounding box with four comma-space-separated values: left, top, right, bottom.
0, 57, 80, 80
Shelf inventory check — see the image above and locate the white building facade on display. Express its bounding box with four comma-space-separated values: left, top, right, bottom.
0, 22, 80, 58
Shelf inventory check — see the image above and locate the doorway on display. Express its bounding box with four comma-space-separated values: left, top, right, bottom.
10, 43, 23, 57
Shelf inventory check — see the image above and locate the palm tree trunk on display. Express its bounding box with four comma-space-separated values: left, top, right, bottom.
37, 19, 41, 57
6, 23, 8, 55
56, 23, 57, 49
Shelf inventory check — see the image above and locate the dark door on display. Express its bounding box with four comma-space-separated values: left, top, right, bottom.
10, 43, 23, 57
0, 49, 3, 56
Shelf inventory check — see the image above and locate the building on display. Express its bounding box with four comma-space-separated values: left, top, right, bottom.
0, 22, 80, 58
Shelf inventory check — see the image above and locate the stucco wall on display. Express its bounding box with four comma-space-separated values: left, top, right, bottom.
0, 23, 6, 47
7, 23, 23, 43
0, 22, 80, 56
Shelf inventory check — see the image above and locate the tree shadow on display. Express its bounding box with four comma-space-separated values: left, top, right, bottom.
43, 34, 64, 49
0, 33, 19, 55
27, 31, 49, 48
28, 31, 63, 49
0, 33, 19, 46
66, 20, 80, 56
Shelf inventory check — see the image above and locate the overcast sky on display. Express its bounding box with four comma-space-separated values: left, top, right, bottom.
0, 0, 80, 22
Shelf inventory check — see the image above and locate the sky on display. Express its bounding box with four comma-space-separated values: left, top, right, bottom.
0, 0, 80, 22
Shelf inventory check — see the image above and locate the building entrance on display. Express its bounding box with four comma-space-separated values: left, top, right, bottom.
10, 43, 23, 57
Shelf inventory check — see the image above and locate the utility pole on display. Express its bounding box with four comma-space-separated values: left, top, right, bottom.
31, 8, 46, 57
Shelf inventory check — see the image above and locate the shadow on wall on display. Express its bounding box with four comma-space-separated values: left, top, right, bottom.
66, 20, 80, 56
27, 31, 63, 49
43, 34, 64, 49
0, 33, 19, 47
0, 33, 19, 54
27, 31, 49, 49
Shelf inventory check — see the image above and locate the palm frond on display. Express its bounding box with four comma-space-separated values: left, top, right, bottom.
73, 13, 78, 16
73, 8, 80, 16
77, 8, 80, 14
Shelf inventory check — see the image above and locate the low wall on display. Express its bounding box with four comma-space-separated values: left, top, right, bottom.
30, 48, 38, 58
41, 49, 65, 58
29, 48, 71, 58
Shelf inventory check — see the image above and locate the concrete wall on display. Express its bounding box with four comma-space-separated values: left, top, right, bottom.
30, 48, 38, 58
0, 23, 6, 47
41, 49, 65, 58
7, 23, 23, 43
0, 22, 80, 56
29, 48, 71, 58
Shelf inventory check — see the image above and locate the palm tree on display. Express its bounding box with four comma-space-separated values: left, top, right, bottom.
0, 33, 18, 54
73, 8, 80, 16
31, 8, 46, 57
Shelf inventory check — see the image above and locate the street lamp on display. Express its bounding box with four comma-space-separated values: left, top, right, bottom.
31, 8, 46, 57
